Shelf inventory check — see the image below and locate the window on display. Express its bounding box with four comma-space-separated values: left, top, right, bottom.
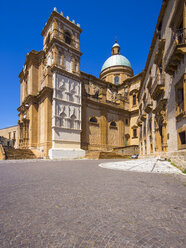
64, 31, 71, 45
110, 121, 117, 128
125, 119, 129, 125
13, 131, 16, 140
177, 88, 184, 105
133, 128, 137, 138
114, 76, 119, 85
89, 116, 98, 124
133, 94, 136, 106
46, 33, 50, 46
8, 132, 11, 140
179, 131, 186, 145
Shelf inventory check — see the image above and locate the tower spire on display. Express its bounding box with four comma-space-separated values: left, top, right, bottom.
115, 36, 117, 43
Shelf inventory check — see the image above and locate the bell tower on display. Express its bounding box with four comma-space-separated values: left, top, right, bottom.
41, 7, 85, 159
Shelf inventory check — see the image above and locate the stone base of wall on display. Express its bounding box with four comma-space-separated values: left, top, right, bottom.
166, 150, 186, 171
49, 148, 85, 159
139, 150, 186, 171
112, 145, 139, 156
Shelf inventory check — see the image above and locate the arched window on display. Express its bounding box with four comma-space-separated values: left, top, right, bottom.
89, 116, 98, 124
110, 121, 117, 128
114, 76, 119, 85
64, 31, 71, 45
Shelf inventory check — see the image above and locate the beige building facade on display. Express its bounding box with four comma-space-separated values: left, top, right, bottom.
14, 0, 186, 164
138, 0, 186, 168
0, 125, 19, 148
17, 8, 141, 159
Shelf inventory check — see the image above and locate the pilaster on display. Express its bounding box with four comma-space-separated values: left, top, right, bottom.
29, 103, 38, 148
119, 119, 125, 146
184, 74, 186, 112
100, 111, 108, 149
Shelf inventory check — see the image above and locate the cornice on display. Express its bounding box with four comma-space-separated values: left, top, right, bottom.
85, 97, 130, 114
81, 71, 118, 89
41, 11, 82, 37
46, 37, 82, 56
17, 86, 53, 112
51, 65, 81, 82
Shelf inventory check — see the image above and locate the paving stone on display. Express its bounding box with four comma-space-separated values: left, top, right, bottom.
0, 159, 185, 247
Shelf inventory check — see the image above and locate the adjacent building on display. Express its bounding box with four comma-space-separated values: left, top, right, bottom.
0, 125, 19, 148
138, 0, 186, 168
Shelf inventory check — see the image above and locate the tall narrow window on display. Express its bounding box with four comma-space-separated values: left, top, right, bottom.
114, 76, 119, 85
64, 31, 71, 45
125, 118, 129, 125
133, 128, 137, 138
179, 131, 186, 145
133, 94, 136, 106
177, 88, 184, 105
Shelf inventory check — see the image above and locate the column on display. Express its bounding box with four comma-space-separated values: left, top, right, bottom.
118, 118, 125, 146
100, 110, 107, 150
72, 57, 75, 73
184, 74, 186, 112
52, 19, 58, 38
77, 60, 80, 74
44, 95, 52, 156
61, 51, 65, 69
162, 123, 167, 152
53, 46, 59, 66
29, 103, 38, 148
184, 1, 186, 41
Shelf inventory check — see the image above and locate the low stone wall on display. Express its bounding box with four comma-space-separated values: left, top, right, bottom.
166, 150, 186, 171
112, 145, 139, 156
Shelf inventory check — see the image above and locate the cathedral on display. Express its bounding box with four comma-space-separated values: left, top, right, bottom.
17, 7, 141, 159
16, 0, 186, 167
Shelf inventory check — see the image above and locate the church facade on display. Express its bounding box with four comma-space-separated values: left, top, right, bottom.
18, 8, 141, 159
17, 0, 186, 166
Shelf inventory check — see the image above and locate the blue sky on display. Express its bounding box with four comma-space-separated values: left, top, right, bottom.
0, 0, 162, 129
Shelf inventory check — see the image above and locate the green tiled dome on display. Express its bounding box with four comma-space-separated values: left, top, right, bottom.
101, 54, 132, 72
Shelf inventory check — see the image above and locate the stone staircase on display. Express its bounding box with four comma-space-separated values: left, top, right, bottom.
85, 151, 130, 159
3, 146, 37, 160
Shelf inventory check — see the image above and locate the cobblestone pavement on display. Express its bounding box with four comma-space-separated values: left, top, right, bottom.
99, 159, 184, 175
0, 159, 186, 248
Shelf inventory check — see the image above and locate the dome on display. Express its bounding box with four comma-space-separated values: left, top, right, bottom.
112, 42, 120, 48
101, 54, 132, 72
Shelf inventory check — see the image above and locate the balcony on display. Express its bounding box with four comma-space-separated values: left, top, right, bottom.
141, 110, 147, 122
176, 102, 186, 121
154, 39, 165, 65
164, 28, 186, 75
137, 116, 142, 126
144, 98, 153, 113
151, 74, 165, 100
